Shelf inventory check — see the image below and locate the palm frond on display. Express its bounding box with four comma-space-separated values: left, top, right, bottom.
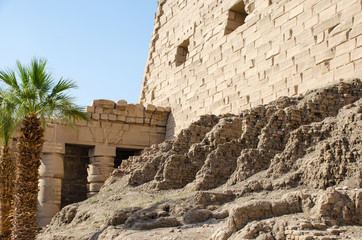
49, 78, 78, 97
0, 90, 20, 146
16, 60, 30, 87
0, 68, 19, 90
29, 58, 53, 95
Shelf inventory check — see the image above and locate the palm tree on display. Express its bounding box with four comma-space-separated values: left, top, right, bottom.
0, 58, 89, 240
0, 90, 20, 240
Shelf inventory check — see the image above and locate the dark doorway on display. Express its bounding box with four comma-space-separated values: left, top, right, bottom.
114, 148, 140, 168
61, 144, 91, 208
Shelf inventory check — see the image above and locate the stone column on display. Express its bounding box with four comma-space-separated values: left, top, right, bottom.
87, 145, 116, 197
38, 142, 65, 227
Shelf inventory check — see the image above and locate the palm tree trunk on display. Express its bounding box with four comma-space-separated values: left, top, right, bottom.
0, 145, 14, 240
11, 113, 44, 240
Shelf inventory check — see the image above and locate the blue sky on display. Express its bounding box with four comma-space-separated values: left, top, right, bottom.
0, 0, 158, 107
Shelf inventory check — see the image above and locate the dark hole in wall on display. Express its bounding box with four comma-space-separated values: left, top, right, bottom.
175, 39, 190, 66
114, 148, 141, 168
61, 144, 91, 209
225, 1, 248, 35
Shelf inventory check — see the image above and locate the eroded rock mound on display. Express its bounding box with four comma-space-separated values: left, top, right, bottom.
115, 80, 362, 191
212, 188, 362, 240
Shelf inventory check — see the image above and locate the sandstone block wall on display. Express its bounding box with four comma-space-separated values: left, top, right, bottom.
37, 100, 170, 226
45, 99, 170, 148
139, 0, 362, 138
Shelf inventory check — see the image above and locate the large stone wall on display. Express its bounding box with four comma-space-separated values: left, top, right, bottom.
139, 0, 362, 138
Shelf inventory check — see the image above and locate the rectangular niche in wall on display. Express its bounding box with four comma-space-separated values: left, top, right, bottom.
225, 0, 248, 35
175, 39, 190, 67
114, 148, 141, 168
61, 144, 92, 208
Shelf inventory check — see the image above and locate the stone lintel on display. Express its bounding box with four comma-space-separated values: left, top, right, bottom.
42, 142, 65, 154
89, 144, 116, 157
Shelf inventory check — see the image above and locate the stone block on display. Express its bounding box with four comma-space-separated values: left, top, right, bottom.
38, 178, 62, 204
254, 0, 270, 13
266, 47, 280, 59
328, 31, 348, 48
335, 63, 354, 79
315, 49, 334, 64
288, 4, 304, 19
122, 132, 150, 146
76, 119, 88, 127
87, 183, 104, 192
357, 35, 362, 48
101, 114, 109, 120
330, 53, 350, 69
87, 165, 102, 175
116, 100, 128, 109
136, 117, 144, 124
303, 15, 319, 30
313, 16, 341, 35
274, 13, 288, 28
319, 4, 337, 22
103, 108, 114, 114
87, 165, 114, 177
37, 203, 60, 226
89, 145, 116, 157
109, 114, 117, 121
135, 104, 144, 117
40, 153, 64, 178
122, 124, 130, 131
91, 99, 115, 108
126, 117, 136, 123
91, 113, 100, 120
89, 157, 114, 168
351, 46, 362, 61
146, 104, 157, 111
94, 107, 104, 114
118, 115, 126, 122
87, 175, 107, 183
86, 106, 95, 113
335, 39, 356, 56
42, 142, 65, 154
101, 122, 112, 128
112, 123, 124, 129
76, 127, 93, 143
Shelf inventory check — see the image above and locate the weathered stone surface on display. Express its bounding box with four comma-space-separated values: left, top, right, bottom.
133, 217, 180, 230
118, 80, 362, 192
139, 0, 362, 137
212, 189, 362, 239
104, 207, 141, 226
183, 209, 213, 224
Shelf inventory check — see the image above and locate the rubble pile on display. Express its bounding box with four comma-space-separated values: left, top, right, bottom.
116, 79, 361, 191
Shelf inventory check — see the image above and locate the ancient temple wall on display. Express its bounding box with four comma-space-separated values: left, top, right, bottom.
37, 100, 170, 226
139, 0, 362, 138
44, 99, 170, 148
